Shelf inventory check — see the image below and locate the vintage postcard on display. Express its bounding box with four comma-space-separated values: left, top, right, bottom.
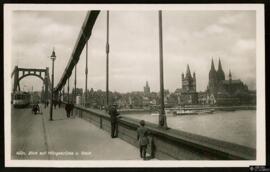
4, 4, 265, 167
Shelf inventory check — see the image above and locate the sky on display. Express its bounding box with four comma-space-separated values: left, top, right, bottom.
11, 10, 256, 93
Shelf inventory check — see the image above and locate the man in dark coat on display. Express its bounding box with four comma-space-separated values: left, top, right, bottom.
65, 103, 71, 118
53, 100, 57, 109
108, 104, 120, 138
70, 103, 74, 117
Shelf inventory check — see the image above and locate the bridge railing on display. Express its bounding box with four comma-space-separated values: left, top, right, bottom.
62, 102, 256, 160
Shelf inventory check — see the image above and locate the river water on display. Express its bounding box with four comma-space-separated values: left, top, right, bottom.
124, 110, 256, 149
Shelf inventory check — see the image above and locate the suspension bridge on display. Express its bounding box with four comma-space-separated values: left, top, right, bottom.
10, 10, 255, 160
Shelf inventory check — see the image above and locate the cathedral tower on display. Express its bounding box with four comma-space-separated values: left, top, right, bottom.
216, 58, 225, 82
208, 59, 217, 94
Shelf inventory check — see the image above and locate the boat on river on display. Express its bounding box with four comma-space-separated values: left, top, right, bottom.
173, 109, 215, 116
150, 108, 215, 116
173, 110, 198, 116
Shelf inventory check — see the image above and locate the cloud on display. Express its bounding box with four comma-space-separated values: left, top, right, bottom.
235, 39, 256, 50
205, 24, 225, 34
10, 10, 256, 93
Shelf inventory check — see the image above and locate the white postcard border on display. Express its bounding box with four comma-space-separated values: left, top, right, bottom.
4, 3, 265, 167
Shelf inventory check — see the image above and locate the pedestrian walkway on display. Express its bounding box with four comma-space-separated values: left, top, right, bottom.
41, 105, 142, 160
11, 106, 48, 160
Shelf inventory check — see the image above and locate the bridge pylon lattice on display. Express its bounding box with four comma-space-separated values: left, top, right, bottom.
11, 66, 51, 102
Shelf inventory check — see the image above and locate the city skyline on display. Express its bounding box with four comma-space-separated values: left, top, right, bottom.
11, 10, 256, 93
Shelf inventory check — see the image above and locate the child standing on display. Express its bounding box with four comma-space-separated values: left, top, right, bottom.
137, 120, 149, 160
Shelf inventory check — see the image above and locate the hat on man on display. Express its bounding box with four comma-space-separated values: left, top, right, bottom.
140, 120, 145, 126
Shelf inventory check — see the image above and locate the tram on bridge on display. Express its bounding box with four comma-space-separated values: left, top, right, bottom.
13, 91, 31, 108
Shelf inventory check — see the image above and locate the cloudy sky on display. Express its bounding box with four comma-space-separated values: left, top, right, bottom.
11, 10, 256, 93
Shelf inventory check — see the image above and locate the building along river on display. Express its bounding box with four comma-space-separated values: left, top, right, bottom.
124, 110, 256, 149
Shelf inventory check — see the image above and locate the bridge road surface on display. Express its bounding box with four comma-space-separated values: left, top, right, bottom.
11, 104, 143, 160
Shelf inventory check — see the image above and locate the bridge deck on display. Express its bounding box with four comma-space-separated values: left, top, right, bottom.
11, 105, 143, 160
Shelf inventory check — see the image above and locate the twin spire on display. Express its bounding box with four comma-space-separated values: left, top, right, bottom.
210, 57, 231, 80
211, 58, 223, 71
218, 58, 223, 71
184, 58, 229, 81
211, 58, 216, 71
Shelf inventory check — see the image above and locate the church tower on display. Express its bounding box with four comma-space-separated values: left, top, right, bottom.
182, 64, 196, 92
216, 58, 225, 83
181, 65, 197, 105
208, 59, 218, 94
186, 64, 192, 78
144, 81, 150, 96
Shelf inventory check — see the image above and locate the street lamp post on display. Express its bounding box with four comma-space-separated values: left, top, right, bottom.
106, 11, 110, 111
49, 48, 56, 121
158, 10, 168, 129
74, 65, 77, 104
85, 41, 88, 107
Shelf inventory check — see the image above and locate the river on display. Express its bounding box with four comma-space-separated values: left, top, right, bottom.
124, 110, 256, 149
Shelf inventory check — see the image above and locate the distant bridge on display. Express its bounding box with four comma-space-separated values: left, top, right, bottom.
11, 66, 51, 100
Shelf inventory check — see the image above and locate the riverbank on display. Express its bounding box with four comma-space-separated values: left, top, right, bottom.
119, 105, 256, 114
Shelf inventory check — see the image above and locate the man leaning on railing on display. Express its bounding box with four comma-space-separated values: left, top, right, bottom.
108, 103, 120, 138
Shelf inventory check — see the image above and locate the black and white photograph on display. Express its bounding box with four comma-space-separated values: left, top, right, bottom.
4, 4, 265, 167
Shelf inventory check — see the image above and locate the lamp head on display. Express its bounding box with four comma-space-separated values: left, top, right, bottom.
50, 48, 56, 60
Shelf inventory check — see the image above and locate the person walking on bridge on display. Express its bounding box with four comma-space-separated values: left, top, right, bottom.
53, 100, 57, 109
109, 103, 120, 138
65, 103, 72, 118
70, 103, 74, 117
58, 100, 61, 108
